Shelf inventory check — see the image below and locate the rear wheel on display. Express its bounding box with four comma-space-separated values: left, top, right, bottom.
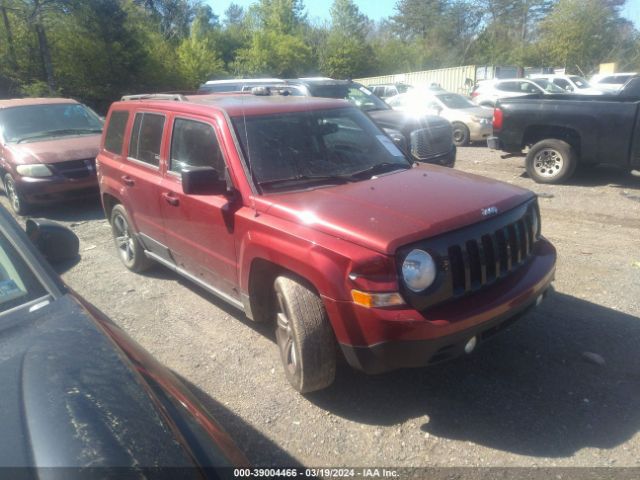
4, 174, 29, 215
274, 274, 336, 393
110, 204, 153, 272
526, 139, 577, 184
451, 122, 470, 146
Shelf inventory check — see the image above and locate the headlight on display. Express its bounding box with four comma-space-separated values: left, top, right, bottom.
402, 249, 437, 292
16, 164, 53, 177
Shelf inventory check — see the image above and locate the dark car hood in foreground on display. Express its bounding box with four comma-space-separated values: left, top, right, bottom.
0, 293, 246, 471
4, 134, 100, 166
262, 165, 534, 254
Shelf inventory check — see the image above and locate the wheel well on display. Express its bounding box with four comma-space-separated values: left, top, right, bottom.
102, 193, 119, 220
523, 126, 581, 154
247, 259, 321, 323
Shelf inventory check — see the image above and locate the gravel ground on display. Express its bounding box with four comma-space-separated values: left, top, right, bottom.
5, 146, 640, 475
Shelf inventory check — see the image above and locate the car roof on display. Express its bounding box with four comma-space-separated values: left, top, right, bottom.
202, 78, 284, 85
0, 97, 79, 109
113, 94, 351, 117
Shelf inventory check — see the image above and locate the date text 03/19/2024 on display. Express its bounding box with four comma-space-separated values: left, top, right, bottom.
233, 468, 399, 478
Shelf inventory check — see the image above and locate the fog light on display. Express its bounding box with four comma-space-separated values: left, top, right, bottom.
464, 336, 477, 354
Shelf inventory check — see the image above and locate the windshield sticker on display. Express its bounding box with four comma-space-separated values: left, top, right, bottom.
0, 279, 25, 303
377, 135, 404, 157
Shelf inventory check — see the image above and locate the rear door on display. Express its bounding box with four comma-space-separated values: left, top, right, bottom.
119, 110, 169, 259
159, 114, 238, 299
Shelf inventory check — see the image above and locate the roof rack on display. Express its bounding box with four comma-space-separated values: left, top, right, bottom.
250, 85, 295, 96
121, 93, 187, 102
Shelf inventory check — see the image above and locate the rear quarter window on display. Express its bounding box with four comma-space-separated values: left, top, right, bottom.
104, 110, 129, 154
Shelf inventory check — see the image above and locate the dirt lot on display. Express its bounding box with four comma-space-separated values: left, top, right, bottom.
6, 147, 640, 473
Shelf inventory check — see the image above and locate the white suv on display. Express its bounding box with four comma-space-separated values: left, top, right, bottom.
470, 78, 554, 107
590, 72, 638, 93
530, 74, 603, 95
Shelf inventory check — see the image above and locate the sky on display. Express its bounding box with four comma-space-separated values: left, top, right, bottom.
207, 0, 640, 26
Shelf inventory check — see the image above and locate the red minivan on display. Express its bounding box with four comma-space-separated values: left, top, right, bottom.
97, 93, 556, 393
0, 98, 103, 214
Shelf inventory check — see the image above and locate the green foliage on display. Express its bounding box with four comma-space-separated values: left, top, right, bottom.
234, 29, 312, 77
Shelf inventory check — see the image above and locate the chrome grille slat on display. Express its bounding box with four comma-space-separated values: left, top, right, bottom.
409, 126, 452, 160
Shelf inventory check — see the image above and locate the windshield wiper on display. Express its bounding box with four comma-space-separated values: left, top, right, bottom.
258, 174, 353, 189
347, 162, 410, 180
16, 128, 102, 143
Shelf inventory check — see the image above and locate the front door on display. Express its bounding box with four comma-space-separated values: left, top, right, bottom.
159, 114, 238, 299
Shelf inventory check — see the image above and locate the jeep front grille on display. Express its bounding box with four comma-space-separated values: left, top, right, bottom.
398, 200, 540, 311
410, 125, 452, 160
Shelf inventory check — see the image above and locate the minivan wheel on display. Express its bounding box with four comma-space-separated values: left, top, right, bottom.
452, 122, 470, 146
4, 174, 29, 215
110, 204, 152, 272
274, 275, 336, 393
526, 139, 577, 184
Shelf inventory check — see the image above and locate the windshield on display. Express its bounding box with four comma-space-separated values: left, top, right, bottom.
569, 76, 591, 89
0, 231, 47, 315
232, 107, 411, 193
435, 93, 476, 109
0, 103, 103, 144
307, 83, 390, 112
531, 79, 565, 93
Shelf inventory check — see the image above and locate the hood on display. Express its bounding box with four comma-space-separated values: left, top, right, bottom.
443, 106, 492, 122
4, 134, 100, 165
368, 109, 450, 134
262, 165, 534, 254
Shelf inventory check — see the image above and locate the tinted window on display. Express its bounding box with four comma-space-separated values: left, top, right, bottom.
553, 78, 570, 89
601, 75, 632, 84
104, 110, 129, 154
129, 113, 165, 167
496, 81, 520, 92
170, 118, 224, 174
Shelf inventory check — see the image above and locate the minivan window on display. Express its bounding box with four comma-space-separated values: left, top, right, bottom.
129, 113, 165, 167
104, 110, 129, 154
170, 118, 224, 174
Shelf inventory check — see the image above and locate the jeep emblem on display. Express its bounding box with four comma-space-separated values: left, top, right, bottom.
481, 206, 499, 217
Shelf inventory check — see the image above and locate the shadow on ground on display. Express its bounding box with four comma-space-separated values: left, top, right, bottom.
0, 194, 105, 223
303, 291, 640, 458
176, 374, 301, 467
519, 164, 640, 189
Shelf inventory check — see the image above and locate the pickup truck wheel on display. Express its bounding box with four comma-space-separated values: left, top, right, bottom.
4, 174, 30, 215
452, 122, 470, 146
274, 275, 336, 393
526, 139, 577, 184
110, 204, 153, 272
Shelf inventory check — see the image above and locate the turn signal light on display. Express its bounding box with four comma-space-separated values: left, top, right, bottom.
351, 290, 405, 308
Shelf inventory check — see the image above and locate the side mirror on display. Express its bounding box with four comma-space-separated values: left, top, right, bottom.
182, 166, 227, 195
25, 219, 79, 263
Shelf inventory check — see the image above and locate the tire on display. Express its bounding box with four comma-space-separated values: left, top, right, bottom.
451, 122, 470, 146
4, 174, 30, 215
273, 274, 336, 393
526, 139, 577, 184
110, 204, 153, 272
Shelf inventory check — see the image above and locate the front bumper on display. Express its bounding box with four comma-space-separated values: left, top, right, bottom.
15, 175, 99, 204
419, 145, 456, 168
323, 239, 556, 374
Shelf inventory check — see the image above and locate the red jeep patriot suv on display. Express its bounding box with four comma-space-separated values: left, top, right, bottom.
97, 93, 556, 393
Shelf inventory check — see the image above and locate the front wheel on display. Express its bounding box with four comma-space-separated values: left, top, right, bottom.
526, 139, 577, 184
4, 174, 29, 215
451, 122, 470, 146
110, 204, 153, 272
274, 274, 336, 393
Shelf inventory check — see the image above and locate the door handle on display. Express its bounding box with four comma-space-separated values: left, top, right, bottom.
121, 175, 135, 187
162, 192, 179, 206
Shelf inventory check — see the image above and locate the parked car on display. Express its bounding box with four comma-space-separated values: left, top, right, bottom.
387, 91, 493, 146
198, 78, 286, 94
244, 78, 456, 167
97, 93, 556, 393
369, 83, 414, 99
530, 74, 603, 95
590, 72, 638, 93
471, 78, 563, 107
0, 98, 103, 215
487, 77, 640, 183
0, 205, 248, 471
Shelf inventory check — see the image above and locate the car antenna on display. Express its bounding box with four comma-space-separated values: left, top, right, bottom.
241, 94, 258, 216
